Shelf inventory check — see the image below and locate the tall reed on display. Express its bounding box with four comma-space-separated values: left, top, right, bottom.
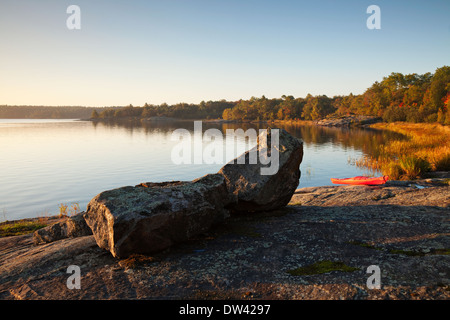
356, 122, 450, 180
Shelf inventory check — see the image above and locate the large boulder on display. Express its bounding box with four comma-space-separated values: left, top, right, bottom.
218, 128, 303, 212
83, 173, 234, 258
33, 212, 92, 244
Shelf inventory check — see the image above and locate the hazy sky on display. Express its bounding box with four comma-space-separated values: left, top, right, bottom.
0, 0, 449, 107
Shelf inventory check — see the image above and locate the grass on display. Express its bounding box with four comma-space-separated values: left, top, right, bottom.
58, 202, 81, 218
0, 219, 48, 238
287, 260, 359, 276
357, 122, 450, 180
0, 201, 82, 238
398, 155, 431, 179
288, 202, 302, 206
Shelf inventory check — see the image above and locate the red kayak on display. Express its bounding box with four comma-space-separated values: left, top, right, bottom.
331, 176, 389, 185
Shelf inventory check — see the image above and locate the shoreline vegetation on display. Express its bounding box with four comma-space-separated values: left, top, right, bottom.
0, 203, 82, 238
355, 122, 450, 180
0, 216, 61, 238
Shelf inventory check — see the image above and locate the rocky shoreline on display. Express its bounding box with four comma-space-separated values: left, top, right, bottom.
1, 180, 449, 300
314, 115, 382, 127
203, 115, 382, 127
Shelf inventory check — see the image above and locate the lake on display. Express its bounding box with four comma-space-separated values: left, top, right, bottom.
0, 119, 393, 220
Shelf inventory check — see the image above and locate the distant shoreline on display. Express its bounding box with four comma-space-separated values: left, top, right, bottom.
86, 116, 363, 127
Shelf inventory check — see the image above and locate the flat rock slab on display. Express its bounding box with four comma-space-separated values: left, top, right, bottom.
1, 185, 449, 300
290, 184, 450, 207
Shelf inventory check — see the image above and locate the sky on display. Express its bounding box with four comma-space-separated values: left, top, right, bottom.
0, 0, 449, 107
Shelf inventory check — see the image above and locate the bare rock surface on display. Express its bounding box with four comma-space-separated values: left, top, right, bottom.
1, 184, 449, 300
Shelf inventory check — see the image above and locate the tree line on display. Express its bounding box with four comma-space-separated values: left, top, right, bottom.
2, 66, 449, 124
0, 105, 107, 119
90, 100, 235, 120
221, 66, 450, 124
92, 66, 450, 124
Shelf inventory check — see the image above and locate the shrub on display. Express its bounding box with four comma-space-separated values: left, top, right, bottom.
58, 203, 68, 217
398, 156, 431, 179
359, 123, 450, 180
58, 202, 81, 218
382, 162, 404, 180
433, 153, 450, 171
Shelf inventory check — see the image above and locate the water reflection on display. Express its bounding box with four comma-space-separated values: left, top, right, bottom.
93, 119, 404, 157
92, 119, 405, 186
0, 119, 404, 220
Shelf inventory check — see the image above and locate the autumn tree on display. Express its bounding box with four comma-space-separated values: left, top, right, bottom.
91, 110, 99, 119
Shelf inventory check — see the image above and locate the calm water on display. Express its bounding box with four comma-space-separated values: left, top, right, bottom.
0, 119, 392, 220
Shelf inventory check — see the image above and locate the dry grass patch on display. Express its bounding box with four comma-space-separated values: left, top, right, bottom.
357, 122, 450, 179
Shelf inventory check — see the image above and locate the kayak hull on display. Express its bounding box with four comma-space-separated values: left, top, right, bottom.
331, 176, 389, 185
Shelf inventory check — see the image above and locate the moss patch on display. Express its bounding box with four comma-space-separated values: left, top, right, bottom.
288, 202, 302, 206
433, 248, 450, 255
0, 220, 47, 238
287, 260, 359, 276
